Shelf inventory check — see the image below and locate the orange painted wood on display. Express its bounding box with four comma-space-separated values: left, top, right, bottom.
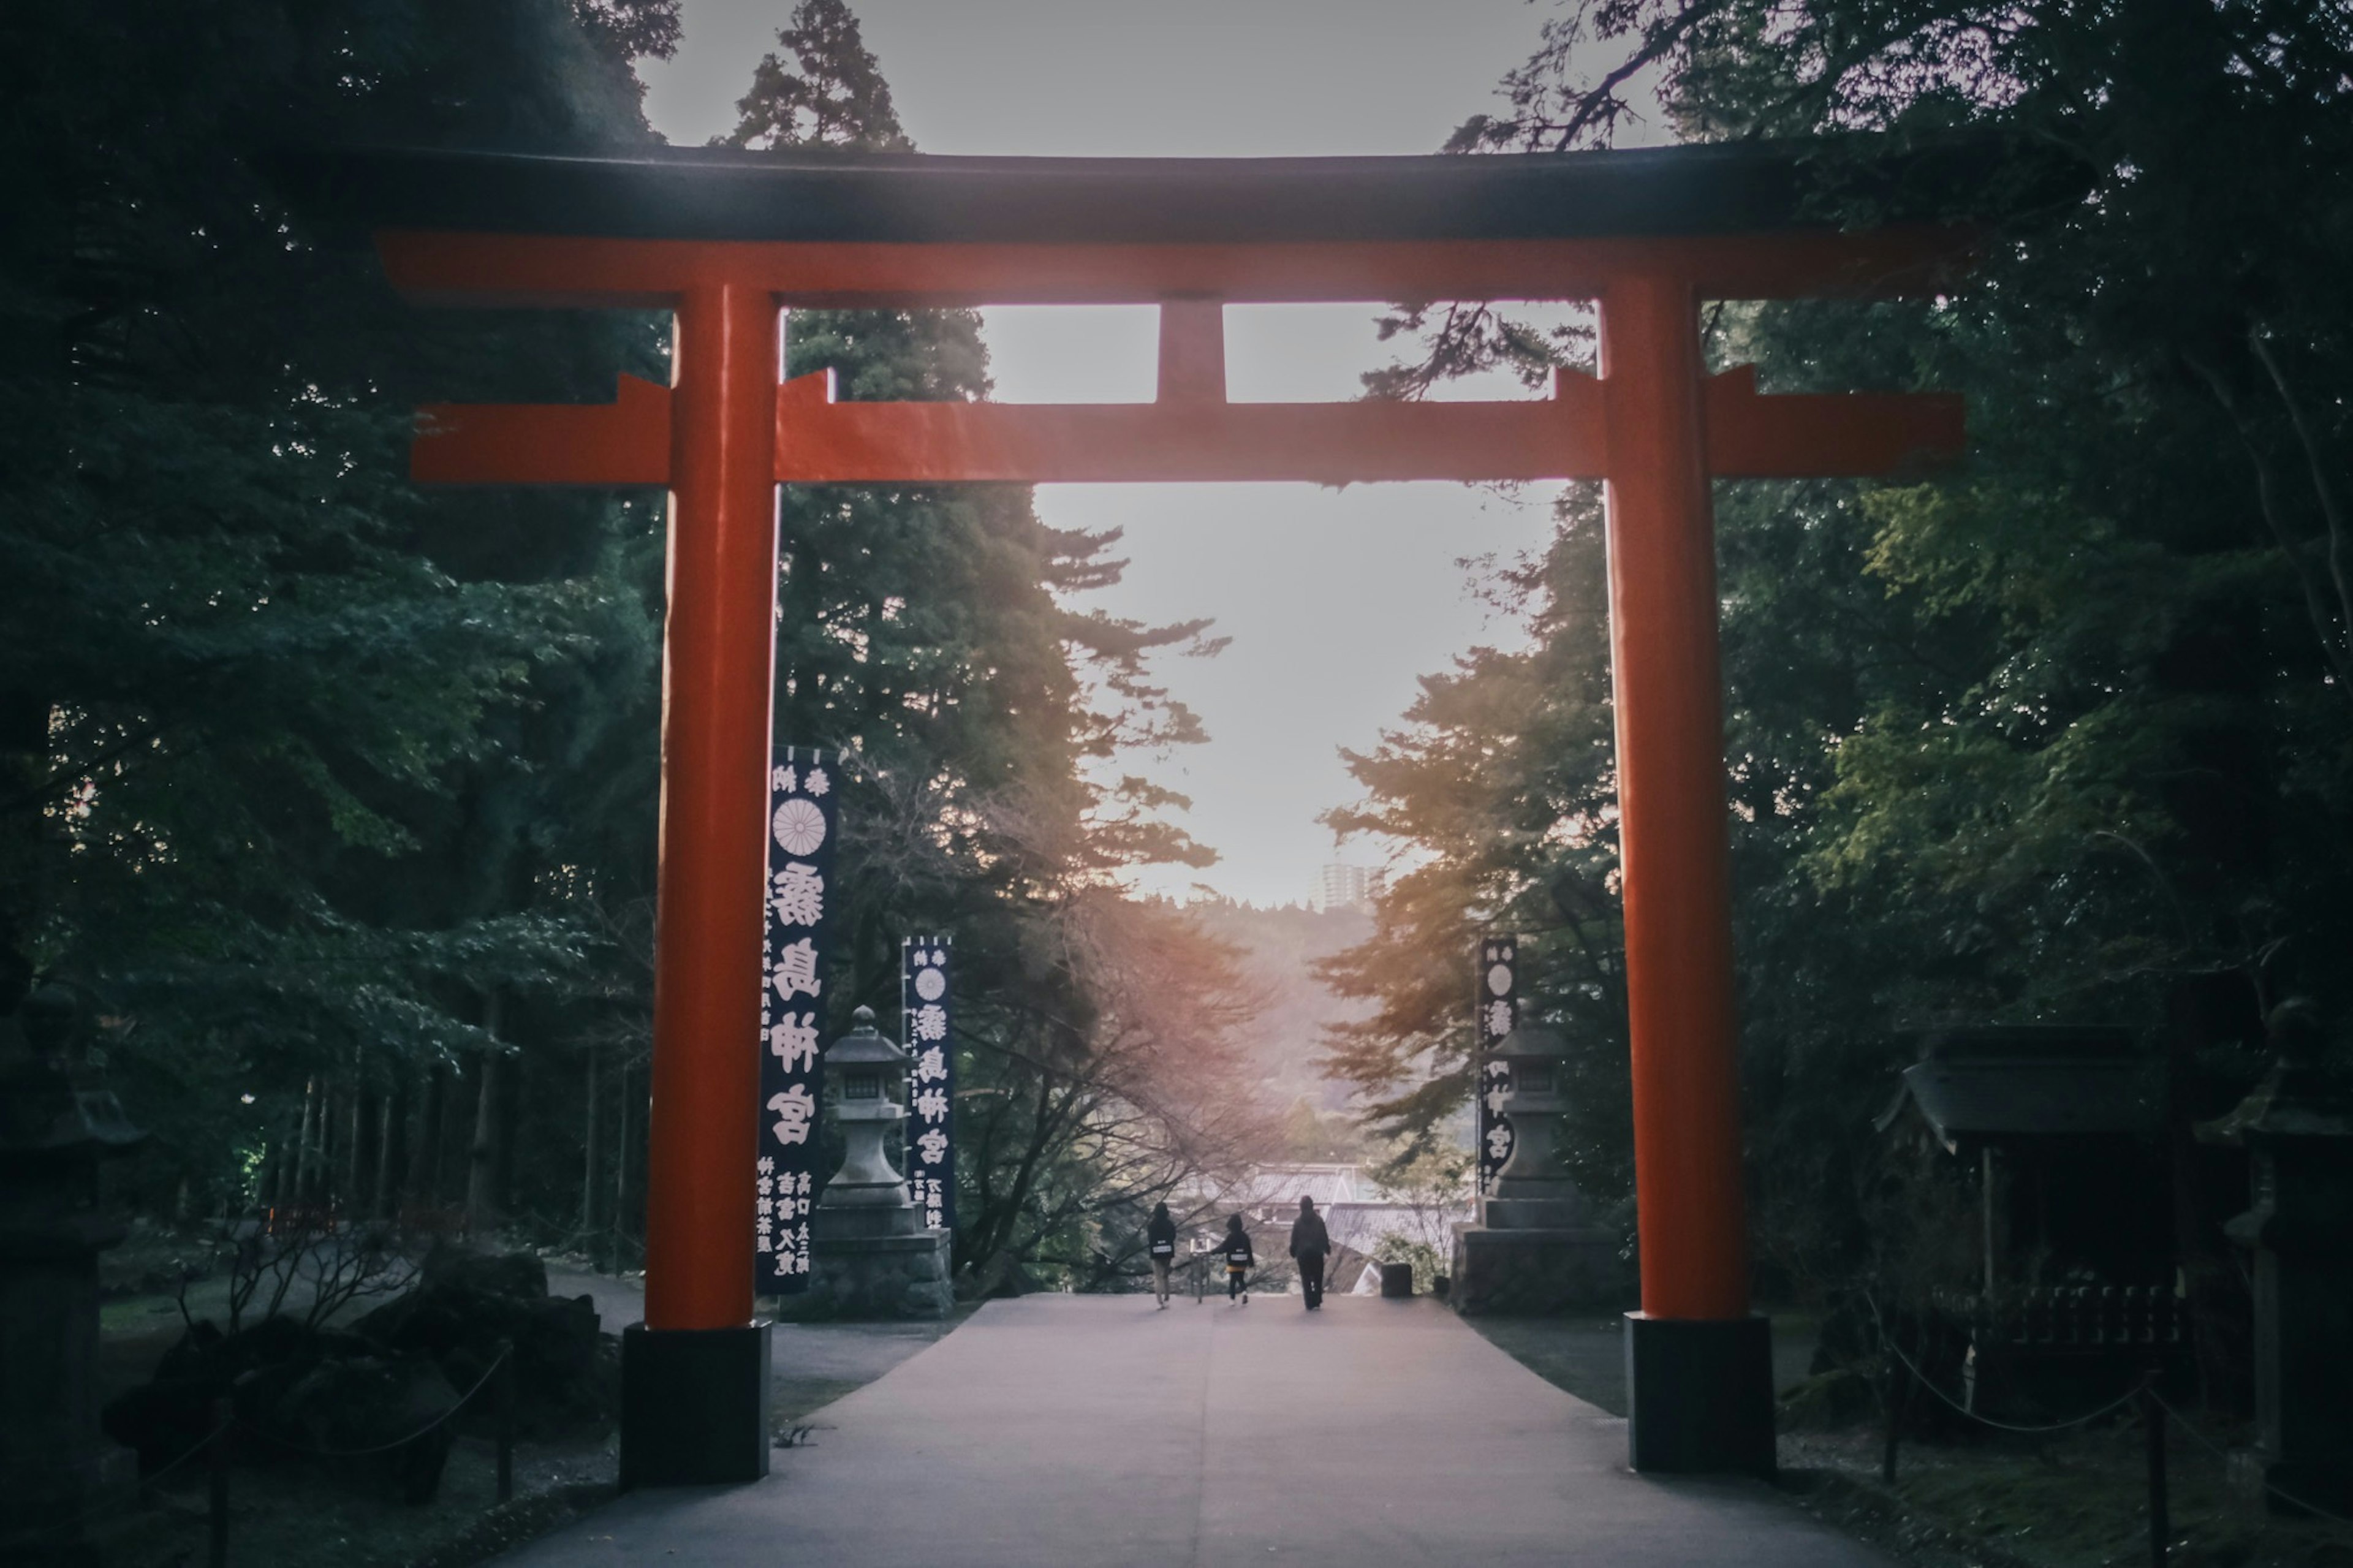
1157, 300, 1227, 404
378, 219, 1976, 1336
1702, 365, 1963, 478
405, 365, 1958, 489
1599, 271, 1753, 1324
768, 368, 1610, 484
413, 374, 671, 485
640, 278, 780, 1334
374, 227, 1971, 309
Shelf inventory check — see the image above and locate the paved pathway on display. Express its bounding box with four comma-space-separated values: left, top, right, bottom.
504, 1294, 1887, 1567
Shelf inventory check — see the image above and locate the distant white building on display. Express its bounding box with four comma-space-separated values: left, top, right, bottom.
1314, 863, 1382, 912
1171, 1161, 1474, 1293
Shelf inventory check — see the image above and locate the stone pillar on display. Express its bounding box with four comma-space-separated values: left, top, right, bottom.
0, 985, 145, 1556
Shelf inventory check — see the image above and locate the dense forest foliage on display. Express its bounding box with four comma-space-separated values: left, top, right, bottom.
0, 0, 1260, 1292
1325, 0, 2353, 1345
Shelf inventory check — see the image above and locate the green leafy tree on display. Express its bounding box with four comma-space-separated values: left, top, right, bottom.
0, 0, 674, 1221
1329, 1, 2352, 1337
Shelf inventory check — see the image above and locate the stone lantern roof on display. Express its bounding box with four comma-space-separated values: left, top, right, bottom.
825, 1005, 910, 1071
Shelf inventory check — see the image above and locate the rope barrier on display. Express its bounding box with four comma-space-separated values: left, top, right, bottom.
1863, 1290, 2343, 1544
236, 1344, 512, 1458
1879, 1331, 2148, 1436
7, 1331, 522, 1561
0, 1411, 232, 1551
2145, 1388, 2353, 1531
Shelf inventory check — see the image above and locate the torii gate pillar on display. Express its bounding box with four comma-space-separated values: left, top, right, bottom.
1602, 273, 1773, 1472
289, 138, 2004, 1485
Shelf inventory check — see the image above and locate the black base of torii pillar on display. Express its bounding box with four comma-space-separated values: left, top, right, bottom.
618, 1324, 772, 1489
1626, 1314, 1777, 1475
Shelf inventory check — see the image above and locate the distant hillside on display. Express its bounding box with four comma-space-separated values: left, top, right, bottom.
1183, 900, 1374, 1113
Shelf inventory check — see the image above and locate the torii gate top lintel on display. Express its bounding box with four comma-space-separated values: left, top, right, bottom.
297, 137, 1996, 308
286, 140, 2014, 491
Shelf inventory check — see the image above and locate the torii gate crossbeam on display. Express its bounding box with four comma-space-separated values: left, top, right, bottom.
285, 140, 1998, 1488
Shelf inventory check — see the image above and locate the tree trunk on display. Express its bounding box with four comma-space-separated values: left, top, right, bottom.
344, 1069, 366, 1208
374, 1088, 398, 1221
466, 991, 505, 1232
292, 1077, 319, 1202
580, 1039, 600, 1238
406, 1062, 442, 1209
443, 1061, 469, 1203
612, 1059, 632, 1268
495, 1025, 521, 1214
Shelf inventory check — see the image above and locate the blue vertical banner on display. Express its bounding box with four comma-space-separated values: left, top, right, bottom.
901, 935, 954, 1234
1476, 934, 1517, 1197
756, 746, 839, 1293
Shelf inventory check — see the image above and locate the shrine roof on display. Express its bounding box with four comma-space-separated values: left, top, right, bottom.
277, 136, 2049, 247
1876, 1027, 2163, 1148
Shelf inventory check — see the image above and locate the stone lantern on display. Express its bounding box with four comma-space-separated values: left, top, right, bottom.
2199, 1004, 2353, 1516
1485, 1026, 1592, 1229
814, 1006, 915, 1233
1451, 1025, 1625, 1315
803, 1007, 952, 1319
0, 984, 146, 1552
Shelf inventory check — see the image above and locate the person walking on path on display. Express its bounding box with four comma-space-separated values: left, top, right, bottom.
1289, 1195, 1331, 1311
1146, 1201, 1178, 1308
1222, 1214, 1255, 1305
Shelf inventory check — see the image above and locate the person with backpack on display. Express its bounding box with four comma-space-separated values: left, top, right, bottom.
1222, 1213, 1255, 1305
1146, 1201, 1178, 1308
1289, 1195, 1332, 1311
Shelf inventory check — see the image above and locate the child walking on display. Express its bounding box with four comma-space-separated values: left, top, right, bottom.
1222, 1214, 1255, 1305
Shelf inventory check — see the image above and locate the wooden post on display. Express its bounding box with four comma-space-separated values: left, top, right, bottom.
1601, 271, 1749, 1327
1602, 271, 1775, 1475
494, 1339, 516, 1504
208, 1396, 231, 1568
640, 277, 781, 1334
616, 274, 782, 1488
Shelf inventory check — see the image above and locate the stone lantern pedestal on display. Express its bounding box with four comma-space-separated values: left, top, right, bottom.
2200, 1029, 2353, 1516
1450, 1025, 1626, 1315
797, 1008, 952, 1320
0, 987, 146, 1560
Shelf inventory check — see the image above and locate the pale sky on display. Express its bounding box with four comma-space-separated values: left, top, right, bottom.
640, 1, 1576, 906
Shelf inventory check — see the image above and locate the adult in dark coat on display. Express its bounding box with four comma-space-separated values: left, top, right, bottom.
1146, 1201, 1178, 1308
1289, 1195, 1332, 1310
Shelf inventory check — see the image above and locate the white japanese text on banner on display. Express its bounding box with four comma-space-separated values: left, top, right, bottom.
901, 936, 954, 1234
757, 746, 839, 1293
1476, 936, 1517, 1197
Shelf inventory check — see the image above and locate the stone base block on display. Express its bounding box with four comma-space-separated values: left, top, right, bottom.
1449, 1224, 1629, 1316
779, 1230, 953, 1322
1625, 1312, 1776, 1477
619, 1323, 771, 1488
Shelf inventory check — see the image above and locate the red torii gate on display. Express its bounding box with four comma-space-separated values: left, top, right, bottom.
302, 141, 1980, 1485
